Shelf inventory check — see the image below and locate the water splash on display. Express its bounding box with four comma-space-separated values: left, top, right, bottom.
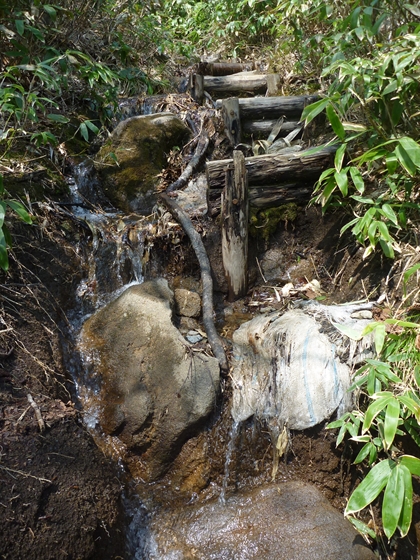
219, 419, 240, 505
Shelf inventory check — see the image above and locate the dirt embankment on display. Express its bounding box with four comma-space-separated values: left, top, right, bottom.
0, 216, 126, 560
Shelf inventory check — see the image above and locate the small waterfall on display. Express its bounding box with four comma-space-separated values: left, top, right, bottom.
219, 419, 240, 505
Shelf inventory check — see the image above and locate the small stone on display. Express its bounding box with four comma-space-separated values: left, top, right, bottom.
175, 288, 201, 318
350, 310, 373, 319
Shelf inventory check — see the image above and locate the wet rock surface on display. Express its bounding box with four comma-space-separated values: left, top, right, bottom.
148, 481, 377, 560
79, 279, 220, 481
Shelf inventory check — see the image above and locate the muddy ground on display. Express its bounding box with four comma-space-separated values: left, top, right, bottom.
0, 160, 419, 559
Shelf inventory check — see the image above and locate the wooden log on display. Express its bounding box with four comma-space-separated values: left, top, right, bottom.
215, 95, 319, 119
190, 73, 204, 104
209, 183, 313, 207
197, 62, 255, 76
203, 72, 269, 94
266, 74, 281, 96
206, 145, 337, 190
242, 119, 301, 137
222, 98, 241, 146
248, 185, 313, 208
222, 151, 249, 301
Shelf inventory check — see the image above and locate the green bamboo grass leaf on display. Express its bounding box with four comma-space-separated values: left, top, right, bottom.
400, 455, 420, 477
79, 122, 89, 141
334, 170, 348, 196
399, 393, 420, 421
326, 105, 345, 140
381, 203, 399, 225
374, 323, 386, 354
0, 229, 8, 271
348, 517, 377, 539
354, 442, 374, 464
385, 318, 420, 328
301, 98, 330, 124
0, 175, 3, 196
345, 459, 393, 515
398, 464, 413, 537
15, 19, 24, 36
334, 143, 346, 172
398, 137, 420, 168
6, 200, 32, 224
376, 221, 392, 242
384, 398, 400, 450
0, 201, 6, 229
332, 322, 363, 340
379, 239, 395, 259
47, 113, 70, 123
368, 220, 377, 247
395, 143, 416, 176
382, 463, 404, 538
349, 167, 364, 193
362, 393, 393, 432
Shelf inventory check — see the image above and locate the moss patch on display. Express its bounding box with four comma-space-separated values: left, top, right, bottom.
94, 113, 191, 214
250, 203, 299, 241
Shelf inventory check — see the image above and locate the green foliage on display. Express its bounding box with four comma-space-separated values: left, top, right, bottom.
160, 0, 278, 56
0, 174, 32, 271
328, 316, 420, 539
0, 0, 170, 157
293, 4, 420, 260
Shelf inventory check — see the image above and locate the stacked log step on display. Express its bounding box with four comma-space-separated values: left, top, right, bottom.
216, 95, 319, 146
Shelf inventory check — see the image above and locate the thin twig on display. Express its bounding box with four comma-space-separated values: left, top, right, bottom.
27, 393, 45, 432
0, 465, 51, 484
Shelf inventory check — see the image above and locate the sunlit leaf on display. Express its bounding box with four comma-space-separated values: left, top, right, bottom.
384, 398, 400, 450
334, 169, 348, 196
326, 105, 345, 140
381, 203, 399, 225
382, 463, 404, 539
349, 167, 364, 193
301, 98, 330, 124
398, 463, 413, 537
395, 141, 417, 176
374, 323, 386, 355
362, 393, 393, 432
334, 143, 347, 172
345, 459, 393, 515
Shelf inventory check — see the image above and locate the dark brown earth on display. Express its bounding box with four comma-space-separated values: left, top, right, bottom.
0, 138, 419, 559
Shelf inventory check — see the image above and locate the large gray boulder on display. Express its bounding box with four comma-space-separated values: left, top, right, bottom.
148, 481, 376, 559
94, 113, 191, 214
79, 279, 219, 481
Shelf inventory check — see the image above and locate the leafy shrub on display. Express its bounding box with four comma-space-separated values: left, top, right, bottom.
328, 315, 420, 539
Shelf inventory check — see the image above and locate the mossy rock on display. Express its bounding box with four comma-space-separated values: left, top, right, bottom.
94, 113, 191, 214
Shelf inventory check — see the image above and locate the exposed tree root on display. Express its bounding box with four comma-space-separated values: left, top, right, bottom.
166, 131, 210, 193
160, 192, 228, 372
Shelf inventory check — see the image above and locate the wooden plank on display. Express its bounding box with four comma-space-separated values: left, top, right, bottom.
222, 98, 241, 146
222, 151, 249, 301
209, 183, 313, 207
206, 145, 337, 189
